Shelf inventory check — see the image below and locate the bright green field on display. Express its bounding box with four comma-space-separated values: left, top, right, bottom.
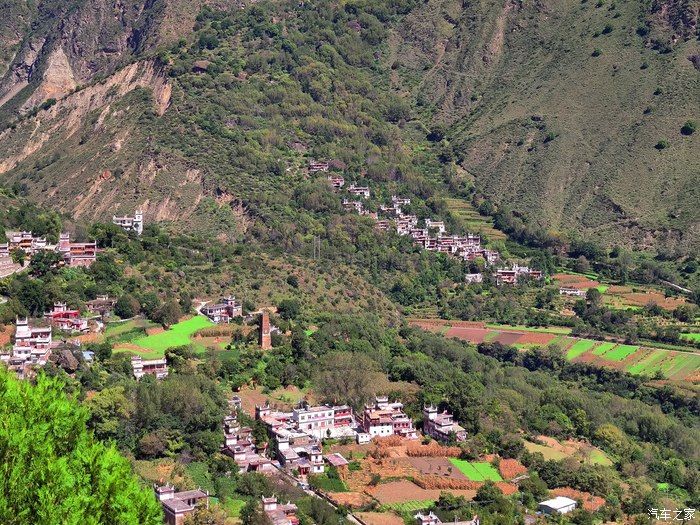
130, 316, 214, 354
627, 350, 667, 375
566, 339, 596, 360
380, 500, 435, 512
589, 449, 613, 466
448, 459, 502, 481
105, 318, 157, 338
603, 344, 639, 361
681, 333, 700, 342
221, 499, 246, 518
592, 342, 616, 356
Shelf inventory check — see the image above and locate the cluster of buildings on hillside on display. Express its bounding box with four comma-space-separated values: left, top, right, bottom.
1, 296, 115, 378
0, 231, 98, 268
316, 167, 500, 270
495, 264, 543, 285
231, 396, 467, 483
0, 318, 53, 379
315, 163, 551, 285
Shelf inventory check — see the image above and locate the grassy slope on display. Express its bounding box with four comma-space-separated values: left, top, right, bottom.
393, 0, 700, 252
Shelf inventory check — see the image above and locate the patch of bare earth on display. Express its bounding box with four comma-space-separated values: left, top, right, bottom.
356, 513, 405, 525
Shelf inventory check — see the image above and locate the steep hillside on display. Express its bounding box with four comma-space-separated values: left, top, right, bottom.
394, 0, 699, 253
0, 0, 226, 116
0, 0, 697, 253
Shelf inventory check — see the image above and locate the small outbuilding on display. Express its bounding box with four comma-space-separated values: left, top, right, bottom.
538, 496, 577, 515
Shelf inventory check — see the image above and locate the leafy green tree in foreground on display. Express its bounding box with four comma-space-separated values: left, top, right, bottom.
0, 369, 162, 525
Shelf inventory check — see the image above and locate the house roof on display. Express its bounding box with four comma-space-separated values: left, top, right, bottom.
539, 496, 577, 509
325, 453, 349, 467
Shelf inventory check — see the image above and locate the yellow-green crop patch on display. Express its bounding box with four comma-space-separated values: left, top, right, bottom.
448, 459, 502, 481
602, 344, 638, 361
566, 339, 596, 360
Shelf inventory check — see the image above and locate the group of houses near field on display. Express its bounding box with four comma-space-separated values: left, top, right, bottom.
153, 389, 583, 525
153, 390, 578, 524
0, 297, 113, 379
218, 395, 468, 482
315, 162, 543, 286
130, 297, 275, 381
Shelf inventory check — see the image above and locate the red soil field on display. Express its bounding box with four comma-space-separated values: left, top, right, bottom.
356, 513, 406, 525
367, 480, 476, 504
327, 492, 372, 508
498, 459, 528, 480
403, 457, 467, 479
445, 327, 490, 343
516, 332, 556, 345
493, 332, 524, 345
553, 274, 600, 289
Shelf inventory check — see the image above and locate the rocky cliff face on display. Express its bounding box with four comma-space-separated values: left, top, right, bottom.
0, 0, 219, 117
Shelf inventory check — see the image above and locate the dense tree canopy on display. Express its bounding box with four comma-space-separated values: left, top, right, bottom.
0, 369, 162, 524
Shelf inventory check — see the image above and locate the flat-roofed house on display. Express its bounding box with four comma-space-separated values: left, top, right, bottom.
131, 355, 168, 380
423, 405, 467, 442
45, 302, 89, 333
1, 318, 53, 378
262, 496, 299, 525
538, 497, 577, 515
58, 233, 97, 268
112, 211, 144, 235
361, 396, 417, 439
202, 296, 243, 323
154, 484, 209, 525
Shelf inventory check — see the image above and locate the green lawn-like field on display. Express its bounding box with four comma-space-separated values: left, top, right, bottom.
130, 316, 214, 354
221, 499, 246, 518
105, 318, 157, 338
523, 441, 568, 461
589, 449, 613, 466
380, 500, 435, 512
566, 339, 596, 360
592, 342, 616, 356
448, 459, 502, 481
627, 350, 667, 375
602, 344, 639, 361
681, 333, 700, 342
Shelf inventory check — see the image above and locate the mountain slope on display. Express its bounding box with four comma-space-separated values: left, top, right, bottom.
0, 0, 697, 253
394, 0, 700, 252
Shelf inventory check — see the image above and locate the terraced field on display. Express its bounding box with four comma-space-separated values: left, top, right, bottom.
448, 459, 503, 482
444, 198, 506, 241
562, 339, 700, 381
411, 319, 700, 382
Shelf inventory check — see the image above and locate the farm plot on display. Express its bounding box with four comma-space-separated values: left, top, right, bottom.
602, 344, 639, 361
130, 316, 214, 356
379, 500, 435, 513
592, 342, 616, 356
448, 460, 502, 482
444, 327, 490, 343
565, 339, 596, 360
627, 350, 667, 375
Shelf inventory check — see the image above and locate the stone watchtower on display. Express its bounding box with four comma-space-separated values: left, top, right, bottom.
259, 310, 271, 350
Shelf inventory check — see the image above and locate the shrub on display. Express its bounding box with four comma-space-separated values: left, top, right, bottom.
681, 121, 696, 136
654, 140, 669, 150
591, 48, 602, 57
